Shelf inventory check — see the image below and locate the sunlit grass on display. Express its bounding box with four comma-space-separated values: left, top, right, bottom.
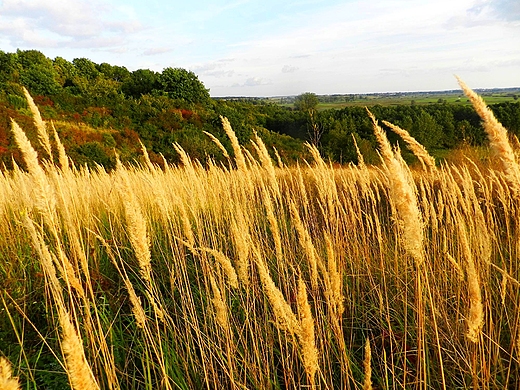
1, 81, 520, 389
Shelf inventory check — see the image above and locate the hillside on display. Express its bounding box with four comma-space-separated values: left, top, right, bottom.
1, 49, 520, 169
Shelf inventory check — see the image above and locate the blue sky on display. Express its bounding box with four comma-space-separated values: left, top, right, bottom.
0, 0, 519, 96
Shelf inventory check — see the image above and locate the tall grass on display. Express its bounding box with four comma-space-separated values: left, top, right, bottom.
1, 81, 520, 389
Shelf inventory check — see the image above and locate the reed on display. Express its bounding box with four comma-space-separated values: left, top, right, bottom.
0, 357, 21, 390
296, 277, 318, 387
457, 76, 520, 192
22, 87, 53, 160
362, 338, 372, 390
383, 120, 436, 171
3, 101, 520, 389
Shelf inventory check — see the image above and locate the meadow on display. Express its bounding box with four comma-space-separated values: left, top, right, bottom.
1, 80, 520, 389
319, 90, 520, 110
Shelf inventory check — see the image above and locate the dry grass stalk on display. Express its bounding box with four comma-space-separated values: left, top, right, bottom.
230, 210, 250, 286
252, 132, 281, 197
12, 122, 85, 299
118, 175, 152, 284
445, 252, 464, 281
118, 174, 166, 321
159, 153, 169, 171
96, 233, 148, 329
456, 76, 520, 192
179, 204, 196, 248
306, 143, 339, 226
139, 140, 155, 172
261, 187, 284, 264
59, 308, 101, 390
203, 131, 230, 159
297, 278, 318, 386
172, 142, 193, 170
24, 216, 99, 389
457, 220, 483, 343
500, 274, 508, 306
253, 248, 300, 335
366, 109, 394, 164
50, 122, 70, 173
362, 337, 373, 390
145, 290, 165, 322
273, 146, 284, 168
221, 116, 247, 171
295, 164, 310, 210
306, 143, 325, 169
367, 109, 425, 265
324, 233, 344, 318
289, 201, 319, 290
200, 247, 239, 289
209, 274, 230, 329
125, 279, 147, 328
382, 120, 436, 171
53, 249, 86, 298
22, 87, 53, 159
0, 357, 21, 390
11, 120, 56, 218
352, 134, 366, 169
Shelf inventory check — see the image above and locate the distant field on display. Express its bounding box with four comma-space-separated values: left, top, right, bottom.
278, 91, 520, 110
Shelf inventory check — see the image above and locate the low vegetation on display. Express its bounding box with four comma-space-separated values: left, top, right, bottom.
1, 50, 520, 170
1, 79, 520, 389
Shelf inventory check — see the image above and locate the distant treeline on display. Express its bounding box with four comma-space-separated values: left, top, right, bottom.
1, 49, 519, 168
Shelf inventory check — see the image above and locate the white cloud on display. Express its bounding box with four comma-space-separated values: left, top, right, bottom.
201, 0, 520, 95
0, 0, 142, 48
231, 77, 271, 88
142, 47, 173, 56
282, 65, 298, 73
0, 0, 518, 95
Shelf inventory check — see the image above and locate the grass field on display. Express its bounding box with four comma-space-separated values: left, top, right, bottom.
1, 84, 520, 389
277, 90, 520, 110
316, 95, 519, 110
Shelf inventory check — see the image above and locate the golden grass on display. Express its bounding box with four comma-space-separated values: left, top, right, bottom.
382, 120, 436, 171
456, 75, 520, 192
2, 79, 520, 389
362, 338, 372, 390
0, 357, 21, 390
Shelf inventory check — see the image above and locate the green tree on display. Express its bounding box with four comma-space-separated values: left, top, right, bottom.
97, 63, 131, 83
294, 92, 322, 145
73, 58, 100, 80
122, 69, 159, 98
53, 57, 77, 88
0, 50, 19, 85
412, 111, 443, 149
16, 50, 60, 95
158, 68, 210, 104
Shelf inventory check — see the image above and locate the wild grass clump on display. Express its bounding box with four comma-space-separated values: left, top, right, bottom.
1, 79, 520, 389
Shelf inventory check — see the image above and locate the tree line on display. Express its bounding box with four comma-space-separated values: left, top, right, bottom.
0, 49, 519, 169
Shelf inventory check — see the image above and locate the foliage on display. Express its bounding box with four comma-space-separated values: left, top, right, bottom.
295, 92, 322, 145
158, 67, 210, 104
0, 49, 520, 169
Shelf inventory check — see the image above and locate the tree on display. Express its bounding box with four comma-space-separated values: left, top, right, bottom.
16, 50, 60, 95
20, 64, 61, 95
294, 92, 319, 112
294, 92, 323, 145
73, 58, 100, 80
158, 68, 210, 104
0, 50, 19, 84
97, 63, 131, 83
122, 69, 159, 98
53, 57, 77, 87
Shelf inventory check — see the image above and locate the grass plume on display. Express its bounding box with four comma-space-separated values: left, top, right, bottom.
456, 76, 520, 192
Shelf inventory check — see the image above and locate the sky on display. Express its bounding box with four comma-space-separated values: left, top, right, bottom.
0, 0, 519, 97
